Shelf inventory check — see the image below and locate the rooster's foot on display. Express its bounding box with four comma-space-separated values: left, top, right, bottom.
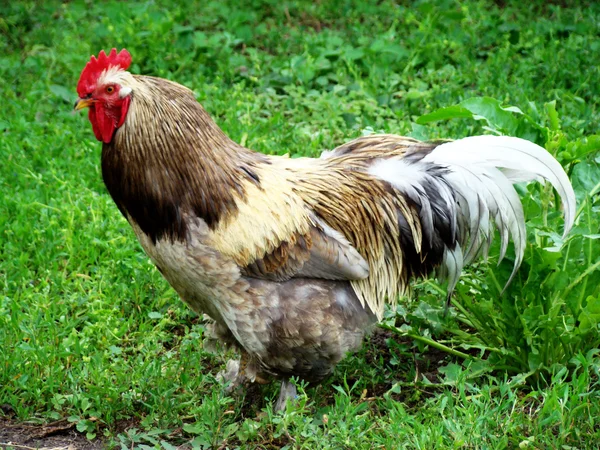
274, 379, 297, 412
217, 359, 242, 393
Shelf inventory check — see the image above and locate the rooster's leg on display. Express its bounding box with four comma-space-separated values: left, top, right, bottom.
217, 359, 242, 392
274, 379, 297, 412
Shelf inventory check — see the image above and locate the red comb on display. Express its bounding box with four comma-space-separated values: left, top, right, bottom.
77, 48, 132, 97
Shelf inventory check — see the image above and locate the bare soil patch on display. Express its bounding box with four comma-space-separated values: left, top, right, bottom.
0, 418, 105, 450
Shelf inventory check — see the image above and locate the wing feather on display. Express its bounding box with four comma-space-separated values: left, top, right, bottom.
208, 160, 370, 283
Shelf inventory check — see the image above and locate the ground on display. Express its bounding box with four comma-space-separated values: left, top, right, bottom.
1, 332, 448, 449
1, 417, 104, 450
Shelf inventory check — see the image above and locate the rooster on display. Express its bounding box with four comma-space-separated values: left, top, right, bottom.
75, 49, 575, 410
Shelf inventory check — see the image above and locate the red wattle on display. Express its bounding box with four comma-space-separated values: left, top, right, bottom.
88, 108, 103, 142
88, 104, 117, 144
87, 96, 130, 144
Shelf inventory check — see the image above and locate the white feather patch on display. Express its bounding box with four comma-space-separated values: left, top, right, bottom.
119, 86, 132, 97
425, 135, 575, 236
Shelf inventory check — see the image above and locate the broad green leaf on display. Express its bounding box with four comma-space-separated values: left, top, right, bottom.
578, 296, 600, 333
571, 161, 600, 198
408, 122, 430, 141
438, 363, 462, 384
568, 135, 600, 160
183, 422, 203, 434
416, 97, 544, 141
461, 97, 520, 134
161, 441, 179, 450
416, 105, 474, 124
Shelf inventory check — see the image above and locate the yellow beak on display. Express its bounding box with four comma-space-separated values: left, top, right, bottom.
74, 98, 94, 110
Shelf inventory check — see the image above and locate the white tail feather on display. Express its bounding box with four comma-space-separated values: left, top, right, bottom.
425, 135, 576, 289
368, 134, 576, 299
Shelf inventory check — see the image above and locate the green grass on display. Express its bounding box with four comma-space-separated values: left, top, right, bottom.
1, 0, 600, 448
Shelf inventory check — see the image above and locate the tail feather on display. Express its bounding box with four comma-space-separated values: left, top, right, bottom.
430, 135, 576, 294
369, 134, 576, 300
427, 135, 576, 236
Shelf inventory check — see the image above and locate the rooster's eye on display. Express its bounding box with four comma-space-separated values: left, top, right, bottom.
106, 86, 115, 94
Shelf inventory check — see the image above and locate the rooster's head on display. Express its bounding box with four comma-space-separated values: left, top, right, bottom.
75, 48, 133, 144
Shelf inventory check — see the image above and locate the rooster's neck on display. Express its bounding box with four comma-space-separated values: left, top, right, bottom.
101, 75, 265, 243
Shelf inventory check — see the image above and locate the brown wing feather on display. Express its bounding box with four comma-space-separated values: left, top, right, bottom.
207, 160, 370, 283
241, 232, 312, 281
